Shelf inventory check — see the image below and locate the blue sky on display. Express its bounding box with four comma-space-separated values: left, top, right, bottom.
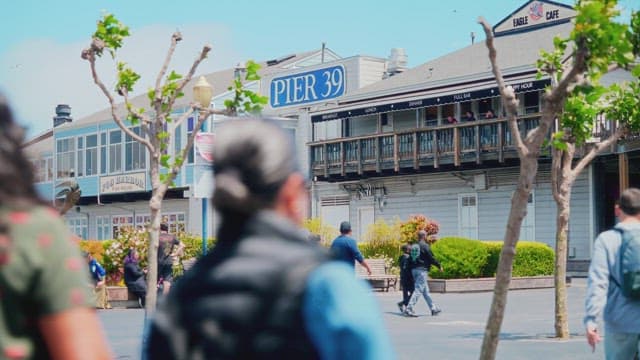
1, 0, 637, 136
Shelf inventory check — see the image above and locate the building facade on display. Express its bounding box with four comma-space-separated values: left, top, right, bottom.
305, 0, 639, 269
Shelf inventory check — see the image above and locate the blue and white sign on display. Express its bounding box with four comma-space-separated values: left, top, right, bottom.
270, 65, 345, 108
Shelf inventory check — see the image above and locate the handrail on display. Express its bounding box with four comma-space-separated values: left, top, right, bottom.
307, 112, 545, 146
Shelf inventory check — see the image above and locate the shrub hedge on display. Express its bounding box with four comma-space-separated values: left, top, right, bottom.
429, 237, 490, 279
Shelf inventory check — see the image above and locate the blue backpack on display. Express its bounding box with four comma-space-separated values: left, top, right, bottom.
613, 228, 640, 300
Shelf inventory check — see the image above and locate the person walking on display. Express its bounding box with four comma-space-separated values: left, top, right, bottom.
397, 244, 415, 313
330, 221, 372, 275
585, 188, 640, 359
0, 95, 111, 359
404, 230, 443, 317
84, 251, 111, 310
146, 118, 394, 359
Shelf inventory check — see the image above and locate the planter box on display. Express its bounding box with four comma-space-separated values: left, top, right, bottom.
427, 276, 555, 293
106, 286, 140, 308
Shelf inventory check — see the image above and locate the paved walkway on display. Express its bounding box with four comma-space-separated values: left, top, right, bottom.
99, 278, 601, 359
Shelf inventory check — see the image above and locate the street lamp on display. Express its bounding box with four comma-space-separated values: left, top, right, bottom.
193, 76, 214, 256
193, 76, 213, 108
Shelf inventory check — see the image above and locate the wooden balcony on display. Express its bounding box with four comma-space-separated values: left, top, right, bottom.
309, 114, 620, 181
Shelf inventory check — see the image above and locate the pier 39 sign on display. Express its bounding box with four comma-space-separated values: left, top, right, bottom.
270, 65, 345, 108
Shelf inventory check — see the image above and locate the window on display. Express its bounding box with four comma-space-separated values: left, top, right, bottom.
459, 194, 478, 239
135, 214, 151, 232
33, 157, 53, 182
85, 134, 98, 176
187, 117, 195, 164
524, 91, 540, 114
125, 127, 145, 171
56, 138, 75, 178
100, 133, 107, 174
162, 212, 186, 234
174, 124, 182, 160
67, 217, 88, 240
109, 130, 122, 173
112, 214, 134, 238
424, 106, 438, 126
76, 137, 84, 177
96, 215, 111, 240
441, 104, 455, 120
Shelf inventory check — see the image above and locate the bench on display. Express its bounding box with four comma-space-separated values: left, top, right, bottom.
356, 258, 398, 292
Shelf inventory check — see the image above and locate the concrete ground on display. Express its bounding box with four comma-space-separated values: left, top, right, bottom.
99, 278, 602, 359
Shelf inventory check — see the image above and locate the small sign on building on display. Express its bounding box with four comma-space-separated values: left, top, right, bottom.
270, 65, 346, 108
100, 172, 146, 194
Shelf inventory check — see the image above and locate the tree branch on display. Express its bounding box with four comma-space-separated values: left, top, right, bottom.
551, 147, 563, 203
154, 32, 182, 105
84, 50, 153, 152
549, 37, 589, 103
572, 125, 626, 176
478, 17, 528, 158
165, 45, 212, 116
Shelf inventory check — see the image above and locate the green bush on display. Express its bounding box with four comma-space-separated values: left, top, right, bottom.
480, 241, 555, 277
430, 237, 490, 279
512, 241, 555, 276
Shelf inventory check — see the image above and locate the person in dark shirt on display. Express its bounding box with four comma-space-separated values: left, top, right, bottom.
463, 111, 476, 122
404, 230, 443, 317
330, 221, 372, 275
157, 223, 184, 295
397, 244, 414, 313
123, 248, 147, 308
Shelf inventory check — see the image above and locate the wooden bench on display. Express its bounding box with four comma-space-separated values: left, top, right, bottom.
356, 258, 398, 292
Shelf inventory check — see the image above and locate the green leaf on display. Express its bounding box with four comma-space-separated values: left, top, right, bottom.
160, 154, 171, 168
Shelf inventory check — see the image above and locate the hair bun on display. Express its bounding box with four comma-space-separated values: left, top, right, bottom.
212, 171, 252, 213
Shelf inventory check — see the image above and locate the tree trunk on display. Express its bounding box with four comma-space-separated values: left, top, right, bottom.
145, 190, 163, 314
554, 191, 571, 338
479, 155, 537, 360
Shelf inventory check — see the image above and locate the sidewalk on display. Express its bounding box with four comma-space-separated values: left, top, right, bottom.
378, 278, 599, 360
99, 278, 600, 359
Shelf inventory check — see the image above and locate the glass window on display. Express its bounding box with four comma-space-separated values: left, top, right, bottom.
162, 212, 187, 234
125, 127, 145, 171
96, 216, 111, 240
100, 133, 107, 174
109, 130, 122, 173
424, 106, 438, 126
460, 101, 475, 121
441, 104, 456, 121
85, 134, 98, 176
187, 117, 195, 164
524, 91, 540, 114
175, 124, 182, 160
56, 138, 75, 178
67, 217, 88, 240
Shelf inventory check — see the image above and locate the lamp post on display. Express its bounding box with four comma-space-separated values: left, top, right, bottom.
192, 76, 214, 256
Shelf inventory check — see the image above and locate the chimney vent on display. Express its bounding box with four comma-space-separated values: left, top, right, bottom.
53, 104, 72, 127
386, 48, 408, 77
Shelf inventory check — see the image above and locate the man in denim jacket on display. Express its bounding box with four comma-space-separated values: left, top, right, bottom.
585, 188, 640, 358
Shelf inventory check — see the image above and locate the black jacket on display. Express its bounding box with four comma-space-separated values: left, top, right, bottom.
124, 261, 147, 293
146, 211, 327, 359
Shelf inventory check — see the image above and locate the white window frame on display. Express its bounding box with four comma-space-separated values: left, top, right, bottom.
67, 216, 88, 240
458, 193, 478, 239
56, 137, 76, 179
84, 134, 98, 177
125, 126, 146, 171
109, 130, 122, 174
96, 215, 111, 240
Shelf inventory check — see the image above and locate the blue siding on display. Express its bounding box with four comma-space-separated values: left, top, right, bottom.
77, 176, 99, 196
35, 182, 54, 200
55, 124, 99, 139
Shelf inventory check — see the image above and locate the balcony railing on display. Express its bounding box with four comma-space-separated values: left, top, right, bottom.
309, 114, 619, 179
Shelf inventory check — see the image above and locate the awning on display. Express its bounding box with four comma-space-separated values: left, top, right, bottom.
311, 79, 550, 123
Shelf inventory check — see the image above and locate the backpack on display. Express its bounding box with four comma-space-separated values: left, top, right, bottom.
410, 243, 420, 262
612, 228, 640, 300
